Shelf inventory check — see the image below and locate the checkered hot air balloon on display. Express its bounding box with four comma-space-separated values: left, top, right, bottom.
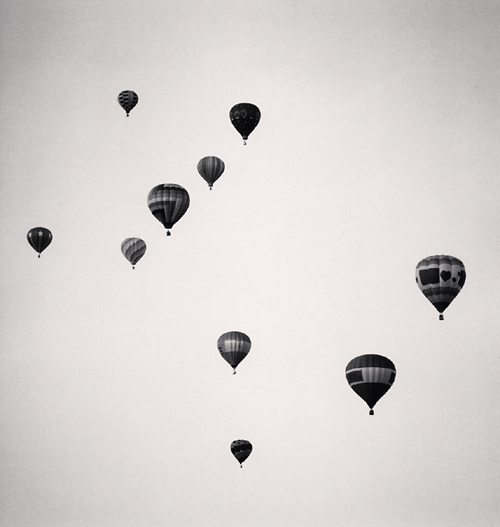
27, 227, 52, 258
217, 331, 251, 374
121, 238, 146, 269
346, 354, 396, 415
147, 184, 190, 236
117, 90, 139, 117
415, 255, 466, 320
231, 439, 252, 468
197, 156, 225, 190
229, 103, 260, 145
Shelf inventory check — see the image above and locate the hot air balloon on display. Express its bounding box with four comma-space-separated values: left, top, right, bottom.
230, 103, 260, 144
231, 439, 252, 467
345, 354, 396, 415
147, 184, 190, 236
117, 90, 139, 116
121, 238, 146, 269
217, 331, 251, 374
415, 255, 466, 320
27, 227, 52, 258
197, 156, 225, 190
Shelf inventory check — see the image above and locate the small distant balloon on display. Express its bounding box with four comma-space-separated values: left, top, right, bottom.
117, 90, 139, 116
230, 103, 260, 144
231, 439, 252, 467
415, 255, 466, 320
217, 331, 251, 374
197, 156, 225, 190
345, 354, 396, 415
27, 227, 52, 258
147, 184, 190, 236
121, 238, 146, 269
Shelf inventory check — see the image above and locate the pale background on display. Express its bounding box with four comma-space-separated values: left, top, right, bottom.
1, 1, 499, 526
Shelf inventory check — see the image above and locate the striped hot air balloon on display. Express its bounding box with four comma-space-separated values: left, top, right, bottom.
415, 255, 466, 320
117, 90, 139, 116
147, 184, 190, 236
27, 227, 52, 258
217, 331, 251, 374
345, 354, 396, 415
229, 103, 260, 144
197, 156, 225, 190
121, 238, 146, 269
231, 439, 252, 467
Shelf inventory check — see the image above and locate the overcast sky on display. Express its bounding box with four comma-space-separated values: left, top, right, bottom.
1, 1, 500, 526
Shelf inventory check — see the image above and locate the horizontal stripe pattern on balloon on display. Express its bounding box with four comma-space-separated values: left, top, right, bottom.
230, 439, 252, 467
217, 331, 251, 373
346, 354, 396, 415
346, 367, 395, 386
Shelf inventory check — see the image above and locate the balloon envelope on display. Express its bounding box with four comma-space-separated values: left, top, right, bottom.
27, 227, 52, 257
229, 103, 260, 143
121, 238, 146, 268
197, 156, 225, 190
217, 331, 251, 373
345, 354, 396, 415
415, 255, 466, 320
117, 90, 138, 116
147, 184, 190, 235
230, 439, 252, 467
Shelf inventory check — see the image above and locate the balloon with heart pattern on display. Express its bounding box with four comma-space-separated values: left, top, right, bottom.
415, 255, 466, 320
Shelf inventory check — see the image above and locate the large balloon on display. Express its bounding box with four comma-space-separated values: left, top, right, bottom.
117, 90, 139, 117
121, 238, 146, 269
345, 354, 396, 415
147, 184, 190, 236
229, 103, 260, 144
415, 255, 466, 320
231, 439, 252, 467
197, 156, 225, 190
217, 331, 251, 374
27, 227, 52, 258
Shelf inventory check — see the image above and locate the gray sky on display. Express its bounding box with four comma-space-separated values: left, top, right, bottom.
1, 1, 500, 526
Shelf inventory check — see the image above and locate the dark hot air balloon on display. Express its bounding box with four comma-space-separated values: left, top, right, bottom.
345, 354, 396, 415
230, 103, 260, 144
415, 255, 466, 320
27, 227, 52, 258
231, 439, 252, 467
197, 156, 225, 190
117, 90, 139, 117
217, 331, 251, 374
121, 238, 146, 269
147, 184, 190, 236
